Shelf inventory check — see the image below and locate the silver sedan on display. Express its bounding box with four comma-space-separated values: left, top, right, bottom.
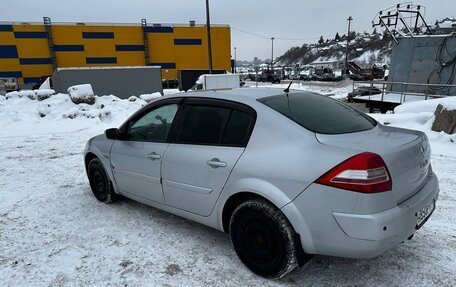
84, 88, 439, 278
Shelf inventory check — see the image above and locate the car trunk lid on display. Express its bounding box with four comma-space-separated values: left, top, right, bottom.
316, 124, 431, 204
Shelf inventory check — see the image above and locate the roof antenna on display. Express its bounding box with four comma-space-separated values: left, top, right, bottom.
284, 80, 293, 94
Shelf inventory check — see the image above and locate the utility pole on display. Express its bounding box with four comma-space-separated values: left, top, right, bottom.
205, 0, 213, 74
345, 16, 353, 75
234, 47, 237, 73
270, 37, 275, 72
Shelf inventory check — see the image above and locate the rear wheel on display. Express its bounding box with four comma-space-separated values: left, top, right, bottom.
88, 158, 117, 203
229, 199, 298, 278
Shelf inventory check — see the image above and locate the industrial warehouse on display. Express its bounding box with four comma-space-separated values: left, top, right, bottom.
0, 18, 231, 87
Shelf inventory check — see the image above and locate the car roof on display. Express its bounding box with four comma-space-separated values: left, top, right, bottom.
165, 87, 298, 104
213, 87, 285, 100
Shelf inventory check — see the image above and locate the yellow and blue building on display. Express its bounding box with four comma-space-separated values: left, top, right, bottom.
0, 19, 231, 85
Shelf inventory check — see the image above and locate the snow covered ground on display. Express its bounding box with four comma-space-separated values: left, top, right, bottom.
1, 87, 455, 286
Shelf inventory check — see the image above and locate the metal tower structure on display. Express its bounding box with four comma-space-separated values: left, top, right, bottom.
372, 2, 432, 44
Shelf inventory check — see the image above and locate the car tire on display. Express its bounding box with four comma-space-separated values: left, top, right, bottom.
229, 198, 298, 278
88, 158, 117, 203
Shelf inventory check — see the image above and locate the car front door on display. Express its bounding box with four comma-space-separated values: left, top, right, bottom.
162, 98, 256, 216
110, 100, 180, 203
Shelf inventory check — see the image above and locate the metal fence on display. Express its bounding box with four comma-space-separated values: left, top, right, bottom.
352, 81, 456, 104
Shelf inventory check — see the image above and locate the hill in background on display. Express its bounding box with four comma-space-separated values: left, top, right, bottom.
277, 29, 392, 68
276, 17, 456, 68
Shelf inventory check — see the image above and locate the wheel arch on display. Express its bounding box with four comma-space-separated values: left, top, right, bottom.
84, 152, 98, 173
84, 150, 116, 189
221, 192, 267, 233
219, 177, 295, 232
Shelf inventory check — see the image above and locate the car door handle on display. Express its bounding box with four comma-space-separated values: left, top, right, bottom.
206, 158, 227, 168
147, 152, 161, 160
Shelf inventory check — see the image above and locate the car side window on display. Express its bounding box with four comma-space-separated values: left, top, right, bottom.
222, 110, 255, 146
127, 104, 179, 142
177, 104, 255, 146
178, 105, 231, 145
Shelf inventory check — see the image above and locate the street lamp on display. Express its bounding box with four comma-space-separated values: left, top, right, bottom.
205, 0, 213, 74
345, 16, 353, 75
234, 47, 237, 73
270, 37, 275, 72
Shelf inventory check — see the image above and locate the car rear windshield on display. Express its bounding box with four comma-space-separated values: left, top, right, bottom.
260, 92, 376, 134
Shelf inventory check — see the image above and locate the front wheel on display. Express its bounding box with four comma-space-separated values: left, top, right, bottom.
87, 158, 117, 203
229, 199, 298, 278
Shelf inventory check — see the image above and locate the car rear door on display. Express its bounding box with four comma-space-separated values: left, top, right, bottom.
110, 99, 181, 204
162, 98, 256, 216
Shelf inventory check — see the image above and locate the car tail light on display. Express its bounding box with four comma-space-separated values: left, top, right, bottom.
315, 152, 392, 193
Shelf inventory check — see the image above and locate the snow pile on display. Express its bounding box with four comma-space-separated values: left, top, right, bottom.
128, 96, 139, 102
35, 89, 56, 101
0, 88, 182, 138
394, 97, 456, 114
372, 97, 456, 157
6, 90, 35, 99
0, 93, 148, 137
5, 89, 55, 101
139, 92, 162, 102
440, 98, 456, 111
67, 84, 95, 105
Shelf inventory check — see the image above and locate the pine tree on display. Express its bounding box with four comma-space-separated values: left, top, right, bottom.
318, 36, 324, 45
335, 32, 340, 41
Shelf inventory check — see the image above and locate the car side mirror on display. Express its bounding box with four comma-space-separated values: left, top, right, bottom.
105, 128, 120, 140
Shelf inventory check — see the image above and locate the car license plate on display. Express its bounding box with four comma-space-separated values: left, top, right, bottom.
416, 200, 435, 229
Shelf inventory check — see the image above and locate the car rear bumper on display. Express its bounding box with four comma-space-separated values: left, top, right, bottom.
281, 171, 439, 259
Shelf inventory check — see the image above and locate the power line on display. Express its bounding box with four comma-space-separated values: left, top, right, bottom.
232, 26, 337, 41
275, 36, 332, 41
231, 27, 269, 39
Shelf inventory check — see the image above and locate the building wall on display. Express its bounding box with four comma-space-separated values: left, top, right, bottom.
52, 67, 163, 99
0, 22, 231, 84
0, 24, 52, 84
388, 35, 456, 96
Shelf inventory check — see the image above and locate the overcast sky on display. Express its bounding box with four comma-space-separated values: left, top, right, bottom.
2, 0, 454, 60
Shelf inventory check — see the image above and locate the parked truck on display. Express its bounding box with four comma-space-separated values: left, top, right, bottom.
346, 62, 385, 81
191, 74, 241, 91
178, 69, 226, 91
